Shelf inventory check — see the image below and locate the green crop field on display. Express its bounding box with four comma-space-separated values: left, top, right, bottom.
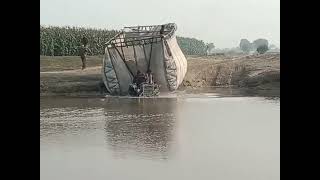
40, 25, 208, 56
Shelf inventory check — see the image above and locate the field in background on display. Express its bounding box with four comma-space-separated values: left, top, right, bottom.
40, 26, 208, 57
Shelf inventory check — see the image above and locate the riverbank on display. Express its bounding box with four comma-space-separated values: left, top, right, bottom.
40, 53, 280, 97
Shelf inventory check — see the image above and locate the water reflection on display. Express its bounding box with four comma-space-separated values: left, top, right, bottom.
103, 98, 178, 160
40, 107, 104, 139
41, 96, 279, 180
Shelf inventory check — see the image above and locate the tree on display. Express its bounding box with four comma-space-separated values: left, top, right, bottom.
252, 39, 269, 50
239, 39, 251, 53
206, 43, 215, 55
257, 44, 269, 54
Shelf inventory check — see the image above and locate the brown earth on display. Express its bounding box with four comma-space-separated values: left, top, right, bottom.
40, 53, 280, 96
182, 53, 280, 90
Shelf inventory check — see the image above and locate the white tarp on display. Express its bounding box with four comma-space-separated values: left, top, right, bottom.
102, 23, 187, 95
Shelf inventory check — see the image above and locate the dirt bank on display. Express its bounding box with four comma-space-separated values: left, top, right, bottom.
40, 54, 279, 96
182, 53, 280, 90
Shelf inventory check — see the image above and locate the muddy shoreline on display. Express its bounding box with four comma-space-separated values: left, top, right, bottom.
40, 54, 280, 97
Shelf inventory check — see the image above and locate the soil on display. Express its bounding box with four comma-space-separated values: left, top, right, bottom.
40, 53, 280, 97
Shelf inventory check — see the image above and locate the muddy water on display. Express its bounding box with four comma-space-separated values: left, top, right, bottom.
40, 93, 279, 180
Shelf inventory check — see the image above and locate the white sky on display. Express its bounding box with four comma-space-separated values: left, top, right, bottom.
40, 0, 280, 48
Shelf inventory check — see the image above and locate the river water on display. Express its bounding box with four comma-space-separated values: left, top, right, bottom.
40, 91, 280, 180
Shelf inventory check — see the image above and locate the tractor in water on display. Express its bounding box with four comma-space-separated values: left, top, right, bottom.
128, 70, 160, 97
102, 23, 187, 97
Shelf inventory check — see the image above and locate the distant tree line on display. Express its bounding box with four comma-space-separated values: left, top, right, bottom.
40, 25, 211, 56
239, 38, 271, 54
176, 36, 210, 55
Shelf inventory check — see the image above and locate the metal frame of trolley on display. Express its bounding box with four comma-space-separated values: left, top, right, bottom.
104, 23, 176, 97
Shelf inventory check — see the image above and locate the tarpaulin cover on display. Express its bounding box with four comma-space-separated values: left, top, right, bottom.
102, 23, 187, 95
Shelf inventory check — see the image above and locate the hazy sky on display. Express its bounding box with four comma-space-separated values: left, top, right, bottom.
40, 0, 280, 48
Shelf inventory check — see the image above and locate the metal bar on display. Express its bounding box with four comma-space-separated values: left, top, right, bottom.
109, 27, 172, 41
107, 36, 162, 46
110, 41, 161, 48
142, 43, 148, 68
132, 45, 138, 72
105, 31, 123, 45
106, 27, 170, 47
122, 24, 175, 35
113, 45, 134, 76
120, 46, 125, 61
110, 37, 161, 47
130, 36, 163, 41
123, 31, 171, 34
124, 25, 158, 28
106, 47, 120, 94
123, 35, 164, 39
147, 38, 153, 70
113, 45, 125, 61
122, 35, 165, 39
